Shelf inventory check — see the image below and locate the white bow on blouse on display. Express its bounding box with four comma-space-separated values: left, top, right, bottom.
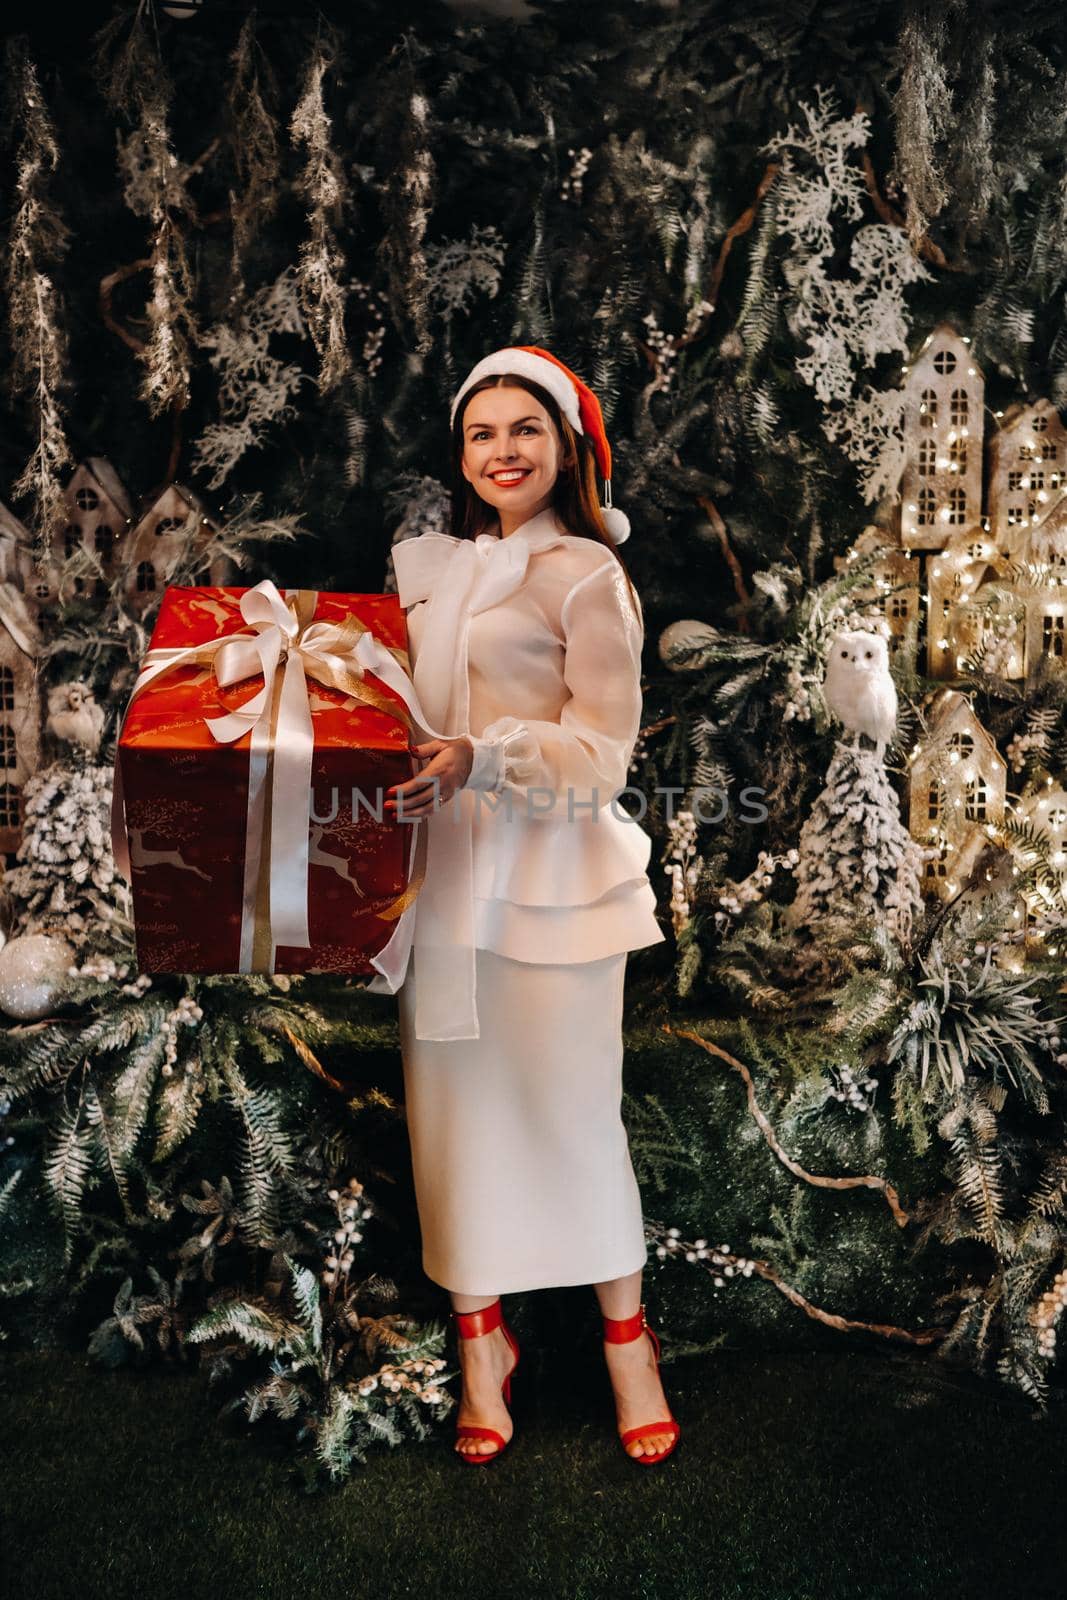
361, 508, 570, 1040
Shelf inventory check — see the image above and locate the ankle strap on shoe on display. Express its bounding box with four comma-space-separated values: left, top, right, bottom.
450, 1297, 503, 1339
602, 1302, 648, 1344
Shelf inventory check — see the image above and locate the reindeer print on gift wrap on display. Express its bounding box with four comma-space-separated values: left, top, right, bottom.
186, 593, 244, 633
128, 828, 213, 883
125, 790, 222, 892
308, 825, 370, 898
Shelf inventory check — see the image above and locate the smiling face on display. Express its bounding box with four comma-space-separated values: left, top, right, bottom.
459, 385, 563, 532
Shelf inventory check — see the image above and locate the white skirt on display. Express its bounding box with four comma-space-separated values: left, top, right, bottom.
397, 946, 649, 1296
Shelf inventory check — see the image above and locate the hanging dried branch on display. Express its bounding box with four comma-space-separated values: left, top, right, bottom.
93, 7, 200, 420
290, 33, 352, 393
377, 57, 435, 358
227, 10, 283, 288
889, 0, 957, 249
666, 1023, 911, 1227
3, 38, 74, 556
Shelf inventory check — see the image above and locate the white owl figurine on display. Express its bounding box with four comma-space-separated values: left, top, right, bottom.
822, 630, 897, 755
45, 680, 106, 756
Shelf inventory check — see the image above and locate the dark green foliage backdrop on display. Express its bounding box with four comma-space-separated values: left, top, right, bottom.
2, 0, 1067, 1485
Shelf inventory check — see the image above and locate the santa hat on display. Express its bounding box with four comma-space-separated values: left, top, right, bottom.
449, 344, 631, 543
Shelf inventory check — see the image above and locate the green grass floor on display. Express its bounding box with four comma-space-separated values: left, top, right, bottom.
2, 1341, 1064, 1600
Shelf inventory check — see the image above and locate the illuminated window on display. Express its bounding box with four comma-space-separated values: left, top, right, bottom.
920, 389, 937, 427
1048, 807, 1067, 830
965, 779, 989, 822
1043, 614, 1065, 657
925, 843, 949, 882
949, 437, 968, 473
1009, 471, 1025, 491
0, 783, 20, 829
927, 781, 943, 822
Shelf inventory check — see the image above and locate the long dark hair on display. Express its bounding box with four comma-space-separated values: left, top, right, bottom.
448, 372, 642, 622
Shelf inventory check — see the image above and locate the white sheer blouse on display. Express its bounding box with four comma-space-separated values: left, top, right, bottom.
366, 506, 665, 1038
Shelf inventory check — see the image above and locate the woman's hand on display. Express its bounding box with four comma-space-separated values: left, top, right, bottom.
385, 737, 475, 819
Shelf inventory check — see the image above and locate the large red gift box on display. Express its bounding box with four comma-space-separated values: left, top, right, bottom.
111, 582, 419, 975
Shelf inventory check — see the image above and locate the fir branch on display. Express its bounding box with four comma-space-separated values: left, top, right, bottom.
43, 1087, 96, 1265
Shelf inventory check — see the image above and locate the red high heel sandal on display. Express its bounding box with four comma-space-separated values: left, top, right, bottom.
449, 1297, 521, 1465
602, 1302, 681, 1465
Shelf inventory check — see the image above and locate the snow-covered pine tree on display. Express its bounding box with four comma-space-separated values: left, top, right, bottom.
789, 740, 924, 948
2, 755, 131, 958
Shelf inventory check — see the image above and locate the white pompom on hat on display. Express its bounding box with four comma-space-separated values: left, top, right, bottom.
450, 344, 631, 543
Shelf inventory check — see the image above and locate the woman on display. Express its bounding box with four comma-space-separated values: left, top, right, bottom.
379, 346, 679, 1466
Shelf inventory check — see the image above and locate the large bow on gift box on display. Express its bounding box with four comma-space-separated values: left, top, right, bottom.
110, 578, 453, 970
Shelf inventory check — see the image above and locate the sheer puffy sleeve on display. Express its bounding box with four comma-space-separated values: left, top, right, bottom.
463, 556, 644, 817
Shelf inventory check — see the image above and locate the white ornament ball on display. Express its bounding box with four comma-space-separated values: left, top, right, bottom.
658, 618, 720, 671
601, 505, 631, 543
0, 933, 76, 1020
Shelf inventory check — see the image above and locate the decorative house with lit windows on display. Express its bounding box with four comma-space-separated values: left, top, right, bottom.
0, 582, 43, 854
0, 470, 236, 855
925, 527, 1016, 679
0, 504, 33, 589
27, 458, 135, 606
833, 525, 920, 654
907, 689, 1007, 900
900, 324, 985, 553
1015, 495, 1067, 674
1011, 783, 1067, 951
1024, 491, 1067, 570
939, 499, 1067, 681
987, 399, 1067, 558
123, 483, 229, 617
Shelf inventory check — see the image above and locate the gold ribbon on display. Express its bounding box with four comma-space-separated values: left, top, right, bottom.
111, 578, 426, 971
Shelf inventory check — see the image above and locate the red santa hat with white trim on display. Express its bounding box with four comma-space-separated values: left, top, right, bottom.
449, 344, 631, 544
